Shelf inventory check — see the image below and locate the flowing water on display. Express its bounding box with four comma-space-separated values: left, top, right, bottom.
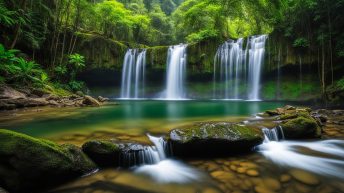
120, 49, 147, 99
164, 44, 187, 99
1, 101, 344, 193
213, 35, 268, 100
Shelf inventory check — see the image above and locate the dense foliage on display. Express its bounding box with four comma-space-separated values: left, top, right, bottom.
0, 0, 343, 97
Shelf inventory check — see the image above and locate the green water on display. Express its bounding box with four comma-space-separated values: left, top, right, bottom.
0, 100, 286, 139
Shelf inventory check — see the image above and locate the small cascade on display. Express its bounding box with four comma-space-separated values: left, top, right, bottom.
213, 35, 267, 100
119, 135, 167, 167
120, 49, 146, 99
262, 126, 284, 142
165, 44, 187, 99
258, 127, 344, 179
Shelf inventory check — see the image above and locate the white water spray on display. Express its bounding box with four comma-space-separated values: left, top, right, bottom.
165, 44, 187, 99
120, 49, 146, 99
258, 127, 344, 179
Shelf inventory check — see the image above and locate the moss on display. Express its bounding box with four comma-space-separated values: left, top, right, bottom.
281, 117, 321, 139
82, 140, 121, 167
0, 129, 96, 193
171, 122, 262, 143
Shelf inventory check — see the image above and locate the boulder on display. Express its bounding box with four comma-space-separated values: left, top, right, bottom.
97, 96, 109, 102
0, 86, 26, 99
83, 95, 100, 107
168, 122, 264, 158
0, 129, 97, 193
281, 116, 322, 139
82, 140, 151, 167
82, 140, 121, 167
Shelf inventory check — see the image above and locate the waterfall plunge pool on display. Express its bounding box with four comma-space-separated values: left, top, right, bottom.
1, 100, 344, 193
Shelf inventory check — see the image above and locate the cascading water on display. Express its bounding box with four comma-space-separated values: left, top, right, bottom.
258, 127, 344, 179
164, 44, 187, 99
213, 39, 245, 99
213, 35, 267, 100
118, 134, 202, 183
120, 49, 146, 99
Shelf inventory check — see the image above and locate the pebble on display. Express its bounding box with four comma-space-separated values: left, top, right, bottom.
254, 185, 275, 193
294, 183, 312, 193
263, 177, 281, 191
289, 169, 320, 185
210, 171, 235, 182
246, 169, 259, 177
280, 174, 291, 183
236, 167, 247, 174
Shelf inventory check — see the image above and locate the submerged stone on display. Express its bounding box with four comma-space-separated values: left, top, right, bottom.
0, 129, 97, 193
168, 122, 263, 158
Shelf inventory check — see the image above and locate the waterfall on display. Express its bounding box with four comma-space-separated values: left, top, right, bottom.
119, 134, 167, 167
120, 49, 146, 99
261, 126, 284, 142
248, 35, 268, 100
258, 127, 344, 179
213, 35, 267, 100
213, 39, 245, 99
165, 44, 187, 99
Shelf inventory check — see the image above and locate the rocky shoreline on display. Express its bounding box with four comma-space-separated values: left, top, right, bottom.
0, 86, 109, 110
0, 105, 343, 192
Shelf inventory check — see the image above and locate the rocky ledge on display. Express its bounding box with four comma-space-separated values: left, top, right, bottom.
262, 105, 322, 139
0, 129, 97, 193
0, 85, 109, 110
167, 122, 264, 158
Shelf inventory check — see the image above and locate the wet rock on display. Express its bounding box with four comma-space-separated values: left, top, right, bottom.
246, 169, 259, 177
83, 95, 100, 107
0, 129, 97, 193
98, 96, 109, 102
210, 170, 235, 181
281, 116, 322, 139
254, 185, 275, 193
168, 122, 264, 158
280, 174, 291, 182
263, 177, 281, 191
82, 139, 151, 167
82, 140, 121, 167
289, 169, 320, 186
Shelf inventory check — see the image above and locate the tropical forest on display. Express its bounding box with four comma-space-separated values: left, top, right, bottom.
0, 0, 344, 192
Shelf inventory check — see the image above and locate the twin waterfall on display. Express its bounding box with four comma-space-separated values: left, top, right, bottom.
120, 35, 267, 100
120, 49, 146, 99
213, 35, 268, 100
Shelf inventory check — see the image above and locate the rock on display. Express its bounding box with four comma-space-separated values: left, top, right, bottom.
289, 169, 320, 186
31, 88, 49, 97
280, 174, 291, 182
82, 140, 151, 167
83, 95, 100, 107
265, 110, 280, 116
281, 116, 322, 139
82, 140, 121, 167
0, 129, 97, 193
0, 86, 26, 99
263, 177, 281, 191
76, 91, 84, 97
168, 122, 263, 158
98, 96, 109, 102
0, 98, 49, 109
246, 169, 259, 177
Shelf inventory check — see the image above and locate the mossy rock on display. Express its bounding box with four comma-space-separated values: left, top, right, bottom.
168, 122, 264, 158
0, 129, 97, 193
82, 140, 150, 167
281, 116, 322, 139
82, 140, 121, 167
